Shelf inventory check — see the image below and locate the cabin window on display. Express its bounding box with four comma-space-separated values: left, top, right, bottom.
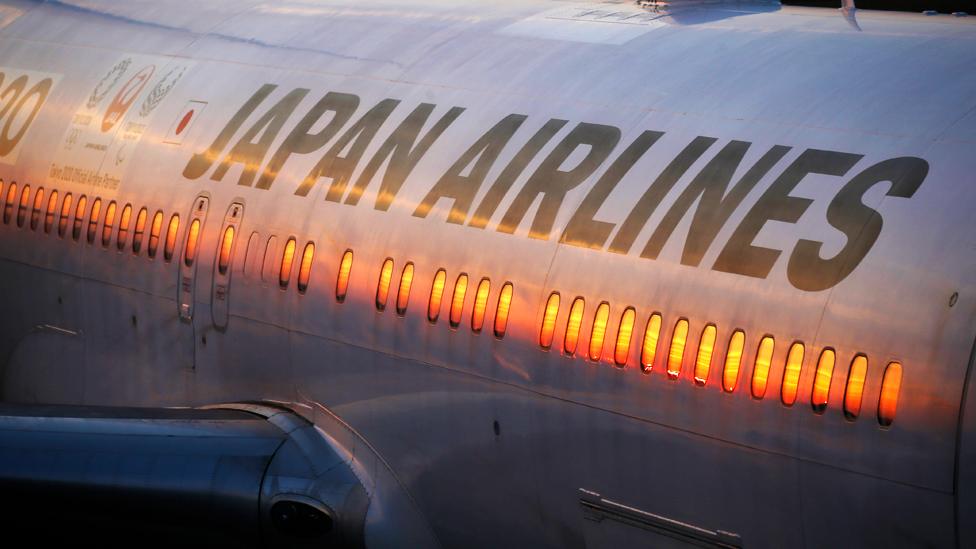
471, 278, 491, 333
843, 354, 868, 420
667, 319, 690, 379
614, 307, 636, 367
539, 292, 560, 349
217, 225, 235, 275
811, 348, 835, 413
183, 218, 201, 266
449, 273, 468, 328
72, 195, 87, 241
395, 262, 414, 316
723, 330, 746, 392
101, 201, 117, 247
44, 190, 58, 233
279, 237, 296, 289
493, 282, 513, 338
2, 181, 14, 224
147, 211, 163, 258
641, 313, 662, 372
563, 297, 585, 355
694, 324, 717, 386
116, 204, 132, 250
878, 362, 902, 427
163, 213, 179, 261
428, 269, 447, 323
17, 184, 30, 228
57, 193, 72, 237
132, 207, 147, 253
588, 302, 610, 362
297, 242, 314, 294
336, 250, 353, 302
376, 258, 394, 310
86, 197, 101, 243
751, 336, 775, 399
781, 342, 805, 406
30, 187, 43, 230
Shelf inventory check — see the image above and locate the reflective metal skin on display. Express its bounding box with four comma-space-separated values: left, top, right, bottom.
0, 1, 973, 547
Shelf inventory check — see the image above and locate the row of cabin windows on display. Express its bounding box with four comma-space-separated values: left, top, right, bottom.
539, 291, 903, 427
1, 180, 182, 261
370, 257, 513, 337
242, 238, 514, 338
0, 180, 902, 426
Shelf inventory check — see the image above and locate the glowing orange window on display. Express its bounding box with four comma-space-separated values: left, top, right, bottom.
116, 204, 132, 250
471, 278, 490, 332
694, 324, 717, 386
667, 319, 689, 380
751, 336, 775, 399
336, 250, 353, 302
376, 258, 394, 310
17, 184, 30, 228
396, 262, 414, 315
614, 307, 636, 367
493, 282, 513, 338
539, 292, 560, 349
58, 193, 72, 237
428, 269, 447, 323
44, 190, 58, 233
811, 348, 835, 414
563, 297, 585, 355
87, 198, 102, 243
878, 362, 902, 427
101, 201, 117, 247
148, 211, 163, 258
844, 354, 868, 420
2, 181, 14, 224
279, 237, 297, 289
132, 207, 148, 254
30, 187, 43, 230
640, 313, 662, 372
781, 342, 805, 406
588, 302, 611, 362
163, 214, 180, 261
217, 225, 235, 276
723, 330, 745, 393
72, 195, 87, 241
449, 273, 468, 328
182, 218, 201, 267
297, 242, 314, 294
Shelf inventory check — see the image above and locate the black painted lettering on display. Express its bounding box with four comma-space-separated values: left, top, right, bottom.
413, 113, 527, 223
560, 130, 663, 250
468, 119, 567, 229
296, 98, 399, 199
712, 149, 862, 280
641, 142, 791, 264
607, 136, 716, 254
0, 77, 52, 156
787, 157, 927, 291
498, 123, 620, 240
257, 92, 359, 191
183, 84, 277, 181
211, 87, 309, 187
346, 103, 465, 210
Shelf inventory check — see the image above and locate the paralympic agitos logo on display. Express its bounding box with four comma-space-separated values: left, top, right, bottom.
184, 84, 927, 292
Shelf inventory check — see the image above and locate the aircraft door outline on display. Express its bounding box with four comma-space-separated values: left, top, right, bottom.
178, 194, 209, 321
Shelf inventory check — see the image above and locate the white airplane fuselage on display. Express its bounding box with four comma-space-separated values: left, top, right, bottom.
0, 1, 974, 547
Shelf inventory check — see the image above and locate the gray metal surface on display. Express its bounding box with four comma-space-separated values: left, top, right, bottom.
0, 1, 972, 547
